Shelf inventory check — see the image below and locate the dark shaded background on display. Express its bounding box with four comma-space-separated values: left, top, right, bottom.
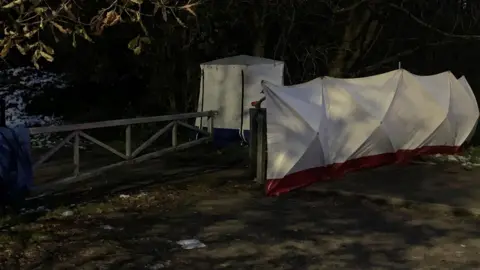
2, 0, 480, 141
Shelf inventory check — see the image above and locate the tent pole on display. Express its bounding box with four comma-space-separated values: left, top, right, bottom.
200, 69, 205, 128
195, 69, 206, 141
196, 69, 205, 141
239, 70, 247, 144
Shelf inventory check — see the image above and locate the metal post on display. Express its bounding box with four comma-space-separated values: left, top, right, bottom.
0, 98, 5, 127
249, 108, 258, 178
256, 109, 267, 184
208, 115, 214, 138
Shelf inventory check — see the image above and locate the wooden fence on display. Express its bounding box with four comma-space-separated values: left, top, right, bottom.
29, 111, 217, 193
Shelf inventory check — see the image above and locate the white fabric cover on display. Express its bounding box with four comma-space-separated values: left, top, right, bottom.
263, 70, 479, 180
196, 55, 284, 131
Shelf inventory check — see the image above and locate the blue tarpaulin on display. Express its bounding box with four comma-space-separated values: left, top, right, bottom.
0, 127, 33, 202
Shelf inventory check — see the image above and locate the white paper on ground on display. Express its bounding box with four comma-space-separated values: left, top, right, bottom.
176, 239, 206, 250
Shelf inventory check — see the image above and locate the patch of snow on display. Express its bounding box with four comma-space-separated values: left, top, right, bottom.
0, 66, 66, 148
61, 210, 74, 217
101, 225, 114, 230
149, 260, 171, 269
177, 239, 206, 250
427, 153, 480, 168
20, 205, 50, 214
119, 192, 148, 198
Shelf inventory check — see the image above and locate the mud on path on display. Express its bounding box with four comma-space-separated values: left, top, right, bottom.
0, 169, 480, 269
2, 146, 480, 269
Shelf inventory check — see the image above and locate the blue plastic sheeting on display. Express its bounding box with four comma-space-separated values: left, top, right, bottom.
212, 128, 251, 147
0, 127, 33, 195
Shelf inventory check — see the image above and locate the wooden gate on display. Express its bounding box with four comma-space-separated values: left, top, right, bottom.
29, 111, 217, 192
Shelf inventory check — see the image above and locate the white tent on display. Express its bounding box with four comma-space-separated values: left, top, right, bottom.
196, 55, 284, 144
262, 69, 479, 195
458, 75, 479, 143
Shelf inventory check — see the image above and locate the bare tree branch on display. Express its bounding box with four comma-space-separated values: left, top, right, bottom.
357, 40, 455, 75
389, 3, 480, 40
333, 0, 371, 14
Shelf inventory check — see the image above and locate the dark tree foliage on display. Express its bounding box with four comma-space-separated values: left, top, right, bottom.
1, 0, 480, 119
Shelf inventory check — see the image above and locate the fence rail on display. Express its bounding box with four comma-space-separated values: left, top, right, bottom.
30, 111, 217, 193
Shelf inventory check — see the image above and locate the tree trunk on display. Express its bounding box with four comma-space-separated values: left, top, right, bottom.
328, 8, 376, 77
253, 31, 266, 57
252, 0, 267, 57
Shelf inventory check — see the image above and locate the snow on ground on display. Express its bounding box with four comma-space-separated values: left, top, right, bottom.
0, 67, 66, 148
417, 152, 480, 168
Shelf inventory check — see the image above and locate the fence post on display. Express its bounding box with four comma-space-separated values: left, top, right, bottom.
125, 125, 132, 159
208, 114, 214, 138
256, 109, 267, 184
172, 121, 178, 147
73, 131, 80, 176
0, 98, 5, 127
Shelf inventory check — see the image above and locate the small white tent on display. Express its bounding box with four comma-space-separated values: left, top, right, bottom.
262, 70, 479, 195
196, 55, 284, 145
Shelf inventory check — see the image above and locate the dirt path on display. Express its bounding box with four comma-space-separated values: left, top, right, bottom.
314, 162, 480, 212
1, 167, 480, 270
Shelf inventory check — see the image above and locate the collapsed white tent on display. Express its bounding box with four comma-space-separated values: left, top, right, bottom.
262, 69, 479, 195
195, 55, 284, 145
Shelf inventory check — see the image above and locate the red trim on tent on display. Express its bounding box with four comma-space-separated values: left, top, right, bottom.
265, 145, 461, 196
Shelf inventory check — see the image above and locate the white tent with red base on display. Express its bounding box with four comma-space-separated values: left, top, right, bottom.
262, 70, 479, 196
